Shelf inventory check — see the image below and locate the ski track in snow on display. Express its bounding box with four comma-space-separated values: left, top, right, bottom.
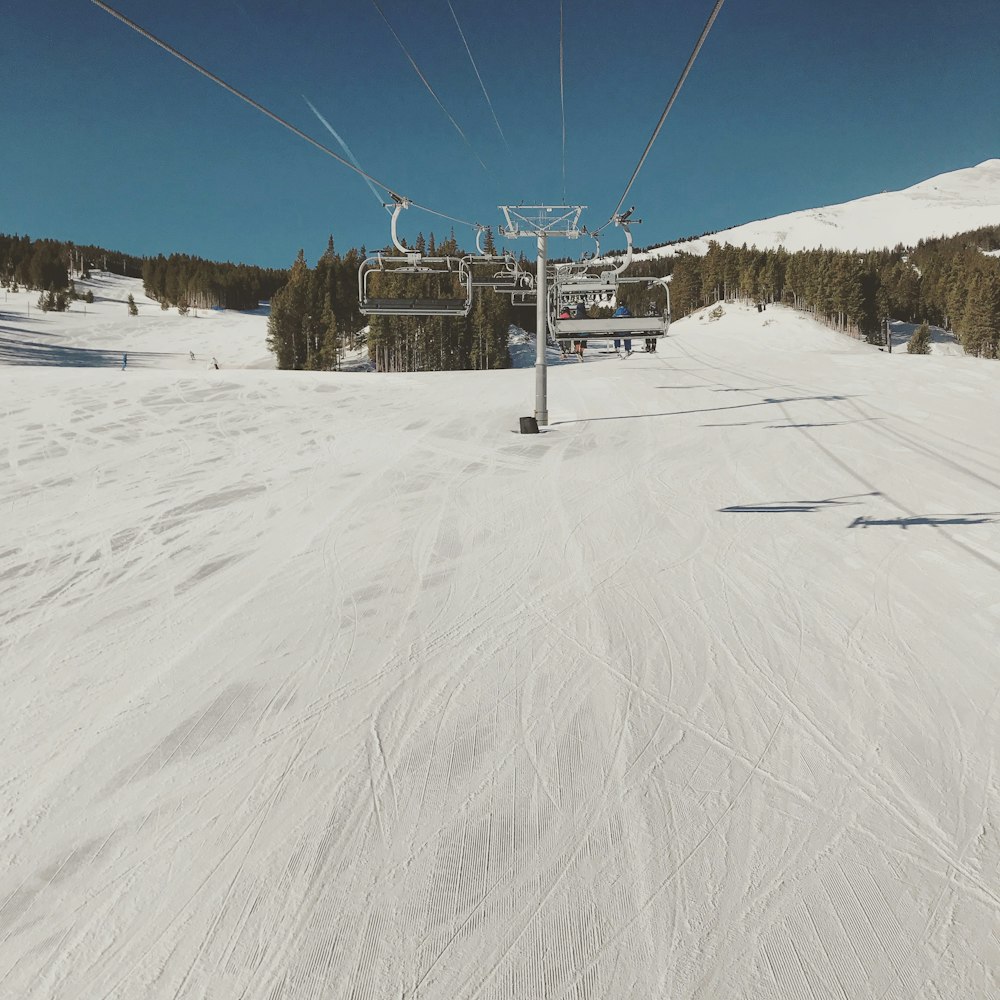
1, 278, 999, 998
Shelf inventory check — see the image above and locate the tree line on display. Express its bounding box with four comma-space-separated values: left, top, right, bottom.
599, 225, 1000, 358
141, 254, 288, 311
1, 232, 287, 314
266, 231, 516, 372
0, 235, 70, 292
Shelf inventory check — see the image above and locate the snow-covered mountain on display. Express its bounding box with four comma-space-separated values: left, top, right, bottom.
639, 158, 1000, 258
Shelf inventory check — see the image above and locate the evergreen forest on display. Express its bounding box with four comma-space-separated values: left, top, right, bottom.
603, 224, 1000, 359
0, 233, 287, 313
141, 254, 288, 311
266, 232, 517, 372
266, 224, 1000, 370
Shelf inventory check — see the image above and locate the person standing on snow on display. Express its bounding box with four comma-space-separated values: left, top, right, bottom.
121, 352, 127, 370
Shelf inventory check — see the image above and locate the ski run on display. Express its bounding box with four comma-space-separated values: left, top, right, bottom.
1, 269, 999, 999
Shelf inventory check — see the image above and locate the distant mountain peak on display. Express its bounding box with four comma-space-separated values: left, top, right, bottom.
641, 160, 1000, 260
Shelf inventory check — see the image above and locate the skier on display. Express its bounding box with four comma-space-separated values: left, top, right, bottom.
613, 304, 632, 357
121, 352, 127, 370
212, 356, 219, 370
189, 350, 196, 362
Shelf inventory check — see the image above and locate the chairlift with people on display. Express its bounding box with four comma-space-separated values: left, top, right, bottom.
548, 211, 671, 339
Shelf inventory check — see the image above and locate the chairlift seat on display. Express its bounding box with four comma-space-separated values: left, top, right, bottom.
550, 315, 669, 337
359, 251, 473, 317
362, 297, 470, 317
554, 276, 620, 295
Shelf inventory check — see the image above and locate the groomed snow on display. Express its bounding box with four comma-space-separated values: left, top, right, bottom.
1, 279, 999, 998
636, 159, 1000, 258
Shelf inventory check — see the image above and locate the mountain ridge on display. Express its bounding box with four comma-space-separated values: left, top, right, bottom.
635, 159, 1000, 259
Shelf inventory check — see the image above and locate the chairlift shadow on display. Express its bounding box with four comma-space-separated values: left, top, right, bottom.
765, 419, 877, 429
720, 493, 878, 514
849, 513, 999, 529
550, 394, 850, 426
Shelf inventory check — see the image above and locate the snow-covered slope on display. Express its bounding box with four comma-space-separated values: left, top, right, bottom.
641, 158, 1000, 258
2, 298, 998, 998
0, 271, 274, 369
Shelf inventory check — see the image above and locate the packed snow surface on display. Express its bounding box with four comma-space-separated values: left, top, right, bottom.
639, 159, 1000, 258
2, 278, 999, 998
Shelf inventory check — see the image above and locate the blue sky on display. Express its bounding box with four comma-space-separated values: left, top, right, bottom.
3, 0, 998, 268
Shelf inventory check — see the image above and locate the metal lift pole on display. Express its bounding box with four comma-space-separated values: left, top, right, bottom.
499, 205, 584, 431
535, 233, 548, 426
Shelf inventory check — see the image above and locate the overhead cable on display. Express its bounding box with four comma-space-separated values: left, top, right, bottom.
601, 0, 726, 231
446, 0, 509, 153
369, 0, 496, 184
559, 0, 567, 202
89, 0, 477, 230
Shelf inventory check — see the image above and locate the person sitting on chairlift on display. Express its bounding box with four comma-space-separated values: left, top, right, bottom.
643, 303, 658, 352
613, 304, 633, 357
574, 302, 588, 360
558, 306, 572, 359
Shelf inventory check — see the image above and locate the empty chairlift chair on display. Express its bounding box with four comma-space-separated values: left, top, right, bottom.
465, 227, 536, 297
359, 198, 473, 318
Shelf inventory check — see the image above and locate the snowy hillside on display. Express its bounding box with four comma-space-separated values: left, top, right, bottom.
0, 271, 274, 369
638, 158, 1000, 258
2, 292, 998, 998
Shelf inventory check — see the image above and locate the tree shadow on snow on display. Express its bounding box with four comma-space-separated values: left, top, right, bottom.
0, 329, 168, 367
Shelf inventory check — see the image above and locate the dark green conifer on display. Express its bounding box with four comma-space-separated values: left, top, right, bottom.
907, 321, 931, 354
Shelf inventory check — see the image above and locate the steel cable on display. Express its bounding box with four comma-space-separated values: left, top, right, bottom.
446, 0, 509, 153
90, 0, 478, 230
598, 0, 726, 233
559, 0, 567, 202
370, 0, 497, 184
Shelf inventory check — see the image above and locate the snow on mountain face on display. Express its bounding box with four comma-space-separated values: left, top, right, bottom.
641, 159, 1000, 258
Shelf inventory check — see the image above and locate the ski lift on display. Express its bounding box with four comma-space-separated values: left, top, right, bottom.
359, 198, 473, 317
464, 228, 536, 295
548, 212, 671, 339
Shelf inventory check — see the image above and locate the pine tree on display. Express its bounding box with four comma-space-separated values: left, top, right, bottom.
267, 249, 311, 369
127, 293, 138, 316
907, 320, 931, 354
960, 269, 1000, 358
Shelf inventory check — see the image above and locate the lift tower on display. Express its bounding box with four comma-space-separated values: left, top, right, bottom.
499, 206, 584, 427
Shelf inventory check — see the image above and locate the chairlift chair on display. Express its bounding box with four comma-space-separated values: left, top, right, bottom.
358, 198, 473, 317
547, 215, 671, 339
465, 228, 536, 294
